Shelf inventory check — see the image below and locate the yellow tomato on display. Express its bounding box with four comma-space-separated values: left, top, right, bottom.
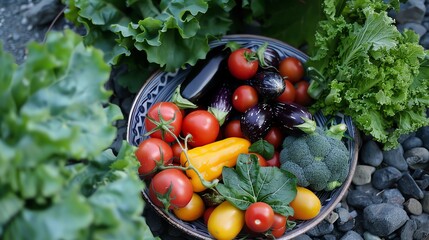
289, 187, 321, 220
173, 193, 205, 221
208, 201, 245, 240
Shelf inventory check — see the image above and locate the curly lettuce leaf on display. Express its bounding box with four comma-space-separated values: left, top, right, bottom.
307, 0, 429, 149
0, 31, 156, 239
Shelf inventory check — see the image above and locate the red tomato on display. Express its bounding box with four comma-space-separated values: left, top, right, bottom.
135, 138, 173, 175
266, 151, 280, 168
250, 153, 268, 167
264, 127, 284, 149
277, 79, 296, 103
245, 202, 275, 233
295, 80, 312, 106
224, 119, 244, 138
149, 169, 193, 209
232, 85, 259, 113
279, 57, 304, 83
203, 206, 216, 225
145, 102, 183, 143
181, 110, 220, 147
228, 48, 259, 80
171, 141, 184, 164
270, 213, 287, 237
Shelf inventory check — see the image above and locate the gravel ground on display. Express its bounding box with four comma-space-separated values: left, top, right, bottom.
1, 1, 429, 240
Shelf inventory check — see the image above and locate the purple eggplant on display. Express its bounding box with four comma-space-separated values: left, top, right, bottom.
249, 71, 285, 101
208, 85, 233, 126
273, 102, 315, 135
255, 43, 281, 70
172, 45, 230, 108
240, 103, 273, 142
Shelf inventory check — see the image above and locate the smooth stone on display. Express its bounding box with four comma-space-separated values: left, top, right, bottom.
362, 231, 381, 240
396, 0, 426, 24
404, 147, 429, 163
400, 219, 418, 240
337, 207, 351, 224
382, 145, 408, 171
397, 173, 425, 199
347, 189, 382, 209
360, 140, 383, 167
352, 165, 376, 185
417, 126, 429, 149
380, 188, 405, 206
325, 211, 339, 224
337, 218, 356, 232
306, 220, 334, 237
412, 169, 426, 179
363, 203, 409, 237
322, 234, 337, 240
402, 136, 423, 151
416, 177, 429, 190
371, 166, 402, 190
422, 192, 429, 213
292, 234, 312, 240
340, 230, 363, 240
404, 198, 423, 215
414, 221, 429, 240
23, 0, 64, 26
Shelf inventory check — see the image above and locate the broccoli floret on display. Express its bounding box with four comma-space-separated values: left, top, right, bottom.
279, 121, 351, 192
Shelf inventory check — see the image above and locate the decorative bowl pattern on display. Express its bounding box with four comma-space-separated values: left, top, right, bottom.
127, 34, 360, 239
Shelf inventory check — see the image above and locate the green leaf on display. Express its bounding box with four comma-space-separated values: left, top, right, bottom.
0, 193, 24, 225
216, 154, 297, 216
3, 189, 93, 240
248, 139, 274, 159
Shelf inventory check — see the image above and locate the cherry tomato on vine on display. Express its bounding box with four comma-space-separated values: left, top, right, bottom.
245, 202, 274, 233
289, 187, 321, 220
224, 119, 244, 138
149, 169, 193, 209
270, 213, 287, 237
173, 193, 205, 221
135, 138, 173, 175
232, 85, 259, 113
294, 80, 312, 106
279, 57, 304, 83
181, 110, 220, 147
145, 102, 183, 143
228, 48, 259, 80
171, 141, 184, 164
264, 127, 284, 149
266, 151, 280, 168
277, 79, 296, 103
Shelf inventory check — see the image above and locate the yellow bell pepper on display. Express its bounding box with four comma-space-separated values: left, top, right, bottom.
180, 137, 251, 192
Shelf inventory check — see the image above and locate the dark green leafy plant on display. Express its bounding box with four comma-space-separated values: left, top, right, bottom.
63, 0, 322, 92
0, 30, 156, 240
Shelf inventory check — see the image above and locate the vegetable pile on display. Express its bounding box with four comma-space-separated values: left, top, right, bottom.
306, 0, 429, 149
0, 31, 155, 239
135, 42, 351, 239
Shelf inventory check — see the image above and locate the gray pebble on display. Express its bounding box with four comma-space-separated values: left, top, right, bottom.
359, 140, 383, 167
396, 0, 426, 24
397, 173, 425, 199
306, 220, 334, 237
12, 33, 20, 41
322, 234, 336, 240
382, 145, 408, 171
400, 219, 418, 240
362, 231, 381, 240
416, 177, 429, 190
402, 136, 423, 151
412, 168, 426, 179
340, 230, 363, 240
404, 147, 429, 163
363, 203, 409, 237
371, 166, 402, 190
414, 221, 429, 240
337, 218, 356, 232
352, 165, 375, 185
347, 189, 382, 209
292, 234, 312, 240
422, 192, 429, 213
380, 188, 405, 206
325, 211, 339, 224
337, 207, 351, 224
404, 198, 423, 215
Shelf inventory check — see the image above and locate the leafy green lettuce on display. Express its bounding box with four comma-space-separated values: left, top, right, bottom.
307, 0, 429, 149
0, 30, 156, 239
